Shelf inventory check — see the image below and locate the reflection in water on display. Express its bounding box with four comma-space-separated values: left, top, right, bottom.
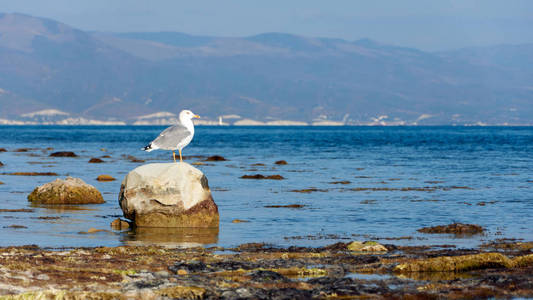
30, 204, 99, 212
123, 227, 219, 248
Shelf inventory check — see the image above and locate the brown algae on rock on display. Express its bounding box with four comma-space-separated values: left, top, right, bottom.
240, 174, 284, 180
1, 241, 533, 298
3, 172, 59, 176
418, 223, 484, 234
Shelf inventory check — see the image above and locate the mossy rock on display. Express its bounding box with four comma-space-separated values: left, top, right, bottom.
347, 241, 387, 252
394, 252, 513, 273
28, 177, 104, 204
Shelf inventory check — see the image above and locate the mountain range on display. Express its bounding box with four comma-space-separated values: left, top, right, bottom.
1, 12, 532, 125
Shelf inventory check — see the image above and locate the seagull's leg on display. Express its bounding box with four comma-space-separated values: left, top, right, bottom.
173, 151, 176, 163
179, 149, 183, 162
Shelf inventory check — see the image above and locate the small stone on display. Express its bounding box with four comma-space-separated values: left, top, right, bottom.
49, 151, 78, 157
191, 162, 205, 166
89, 158, 104, 163
274, 160, 288, 165
0, 161, 3, 166
110, 218, 130, 230
14, 148, 30, 152
236, 288, 253, 298
0, 148, 7, 152
232, 219, 250, 223
221, 291, 239, 299
177, 269, 188, 275
97, 174, 116, 181
36, 274, 50, 281
154, 270, 170, 278
347, 241, 387, 252
206, 155, 227, 161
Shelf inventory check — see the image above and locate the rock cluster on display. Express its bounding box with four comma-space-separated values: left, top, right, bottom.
119, 163, 219, 228
28, 177, 104, 204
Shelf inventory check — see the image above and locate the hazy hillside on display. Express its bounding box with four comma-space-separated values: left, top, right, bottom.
1, 13, 532, 124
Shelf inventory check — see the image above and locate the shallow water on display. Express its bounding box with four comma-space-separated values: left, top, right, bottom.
0, 126, 532, 248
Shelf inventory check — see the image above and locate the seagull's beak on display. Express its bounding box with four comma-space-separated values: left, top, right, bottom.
194, 115, 200, 119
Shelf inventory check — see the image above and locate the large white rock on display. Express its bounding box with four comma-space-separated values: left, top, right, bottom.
119, 163, 219, 228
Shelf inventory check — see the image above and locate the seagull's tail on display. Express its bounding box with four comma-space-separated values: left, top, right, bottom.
141, 143, 156, 152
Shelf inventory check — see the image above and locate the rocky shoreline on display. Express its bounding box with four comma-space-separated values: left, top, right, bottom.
1, 239, 532, 299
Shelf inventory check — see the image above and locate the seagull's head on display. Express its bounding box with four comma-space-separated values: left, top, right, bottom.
179, 109, 200, 120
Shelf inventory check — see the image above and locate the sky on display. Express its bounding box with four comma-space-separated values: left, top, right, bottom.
1, 0, 532, 50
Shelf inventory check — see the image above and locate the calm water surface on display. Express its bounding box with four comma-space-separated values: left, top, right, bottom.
0, 126, 531, 248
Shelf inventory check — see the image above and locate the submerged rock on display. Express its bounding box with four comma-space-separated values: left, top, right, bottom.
274, 160, 288, 165
417, 223, 484, 234
205, 155, 227, 161
49, 151, 78, 157
0, 148, 7, 152
28, 177, 104, 204
97, 174, 116, 181
110, 218, 130, 230
119, 163, 219, 228
240, 174, 284, 180
88, 158, 104, 163
4, 172, 58, 176
0, 161, 3, 166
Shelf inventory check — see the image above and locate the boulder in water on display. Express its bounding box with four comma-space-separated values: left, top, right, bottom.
119, 163, 219, 228
28, 177, 104, 204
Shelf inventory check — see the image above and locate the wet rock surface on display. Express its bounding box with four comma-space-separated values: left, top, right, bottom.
27, 176, 104, 204
0, 240, 532, 299
119, 162, 219, 228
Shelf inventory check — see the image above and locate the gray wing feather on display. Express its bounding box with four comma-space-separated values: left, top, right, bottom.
152, 124, 191, 149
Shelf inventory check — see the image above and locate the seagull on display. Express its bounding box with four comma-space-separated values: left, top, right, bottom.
142, 109, 200, 162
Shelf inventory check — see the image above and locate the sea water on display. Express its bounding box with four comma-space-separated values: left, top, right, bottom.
0, 126, 532, 248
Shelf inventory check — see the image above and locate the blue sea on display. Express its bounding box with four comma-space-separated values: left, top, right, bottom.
0, 126, 532, 249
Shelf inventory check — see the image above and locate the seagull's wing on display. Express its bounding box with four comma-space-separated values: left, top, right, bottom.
151, 124, 191, 149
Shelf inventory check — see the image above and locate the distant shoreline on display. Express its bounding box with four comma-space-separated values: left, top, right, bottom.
0, 124, 532, 127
